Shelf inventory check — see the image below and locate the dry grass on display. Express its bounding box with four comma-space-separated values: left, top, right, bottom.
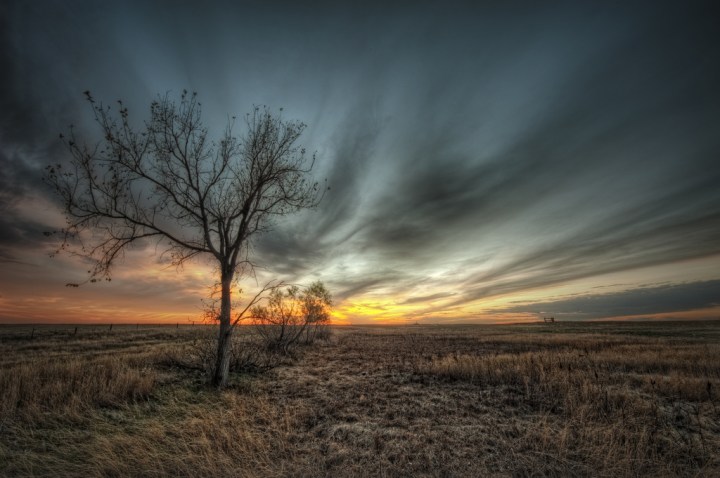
2, 387, 302, 477
0, 355, 155, 422
1, 321, 719, 477
419, 343, 720, 475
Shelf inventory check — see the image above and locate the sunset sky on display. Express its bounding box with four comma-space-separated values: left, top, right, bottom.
1, 1, 719, 324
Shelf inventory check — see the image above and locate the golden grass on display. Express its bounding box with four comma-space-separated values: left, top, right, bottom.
2, 388, 302, 477
1, 322, 719, 477
417, 337, 720, 475
0, 355, 156, 423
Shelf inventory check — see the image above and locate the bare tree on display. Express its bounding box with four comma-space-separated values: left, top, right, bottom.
299, 281, 333, 344
45, 90, 322, 387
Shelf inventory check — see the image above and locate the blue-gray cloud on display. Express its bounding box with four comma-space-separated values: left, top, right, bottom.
497, 280, 720, 320
1, 0, 719, 319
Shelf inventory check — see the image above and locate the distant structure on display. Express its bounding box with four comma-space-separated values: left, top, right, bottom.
543, 317, 555, 323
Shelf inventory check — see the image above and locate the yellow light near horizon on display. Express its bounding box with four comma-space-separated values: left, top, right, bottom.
330, 297, 428, 324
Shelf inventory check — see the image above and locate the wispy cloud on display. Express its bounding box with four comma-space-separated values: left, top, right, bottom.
1, 1, 719, 322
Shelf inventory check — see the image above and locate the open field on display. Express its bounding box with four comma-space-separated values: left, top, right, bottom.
2, 321, 720, 477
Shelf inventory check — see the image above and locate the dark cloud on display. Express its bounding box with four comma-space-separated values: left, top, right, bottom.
401, 292, 457, 305
444, 198, 720, 308
1, 0, 719, 320
497, 280, 720, 320
332, 277, 393, 303
0, 148, 59, 259
247, 1, 720, 302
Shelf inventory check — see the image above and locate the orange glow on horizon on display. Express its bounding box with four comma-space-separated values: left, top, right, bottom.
1, 252, 719, 325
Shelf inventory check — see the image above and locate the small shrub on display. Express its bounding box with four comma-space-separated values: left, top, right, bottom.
252, 281, 332, 354
174, 328, 282, 376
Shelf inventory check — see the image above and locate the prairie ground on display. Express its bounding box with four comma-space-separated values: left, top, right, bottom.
1, 321, 719, 477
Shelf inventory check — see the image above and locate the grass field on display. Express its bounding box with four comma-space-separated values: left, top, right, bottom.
1, 321, 719, 477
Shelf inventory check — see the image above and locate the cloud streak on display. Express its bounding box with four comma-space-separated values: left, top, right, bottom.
496, 280, 720, 320
1, 1, 719, 322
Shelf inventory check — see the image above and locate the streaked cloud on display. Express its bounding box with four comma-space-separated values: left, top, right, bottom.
496, 280, 720, 321
0, 1, 718, 323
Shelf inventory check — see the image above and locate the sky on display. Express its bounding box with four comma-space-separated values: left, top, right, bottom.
1, 0, 719, 324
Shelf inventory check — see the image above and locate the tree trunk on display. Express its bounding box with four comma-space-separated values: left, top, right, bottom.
212, 270, 233, 387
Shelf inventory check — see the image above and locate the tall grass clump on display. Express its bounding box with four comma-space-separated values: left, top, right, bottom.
1, 355, 155, 422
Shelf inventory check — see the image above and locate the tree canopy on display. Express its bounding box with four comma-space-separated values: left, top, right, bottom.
46, 90, 324, 386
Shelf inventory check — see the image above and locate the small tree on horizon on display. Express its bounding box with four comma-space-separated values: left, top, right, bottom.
252, 281, 333, 355
45, 90, 323, 387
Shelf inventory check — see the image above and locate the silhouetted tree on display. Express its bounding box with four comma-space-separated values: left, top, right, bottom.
252, 281, 332, 354
46, 91, 323, 387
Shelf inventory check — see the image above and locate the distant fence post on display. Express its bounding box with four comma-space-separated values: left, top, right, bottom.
109, 323, 113, 332
73, 326, 78, 336
176, 323, 179, 329
30, 328, 35, 339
